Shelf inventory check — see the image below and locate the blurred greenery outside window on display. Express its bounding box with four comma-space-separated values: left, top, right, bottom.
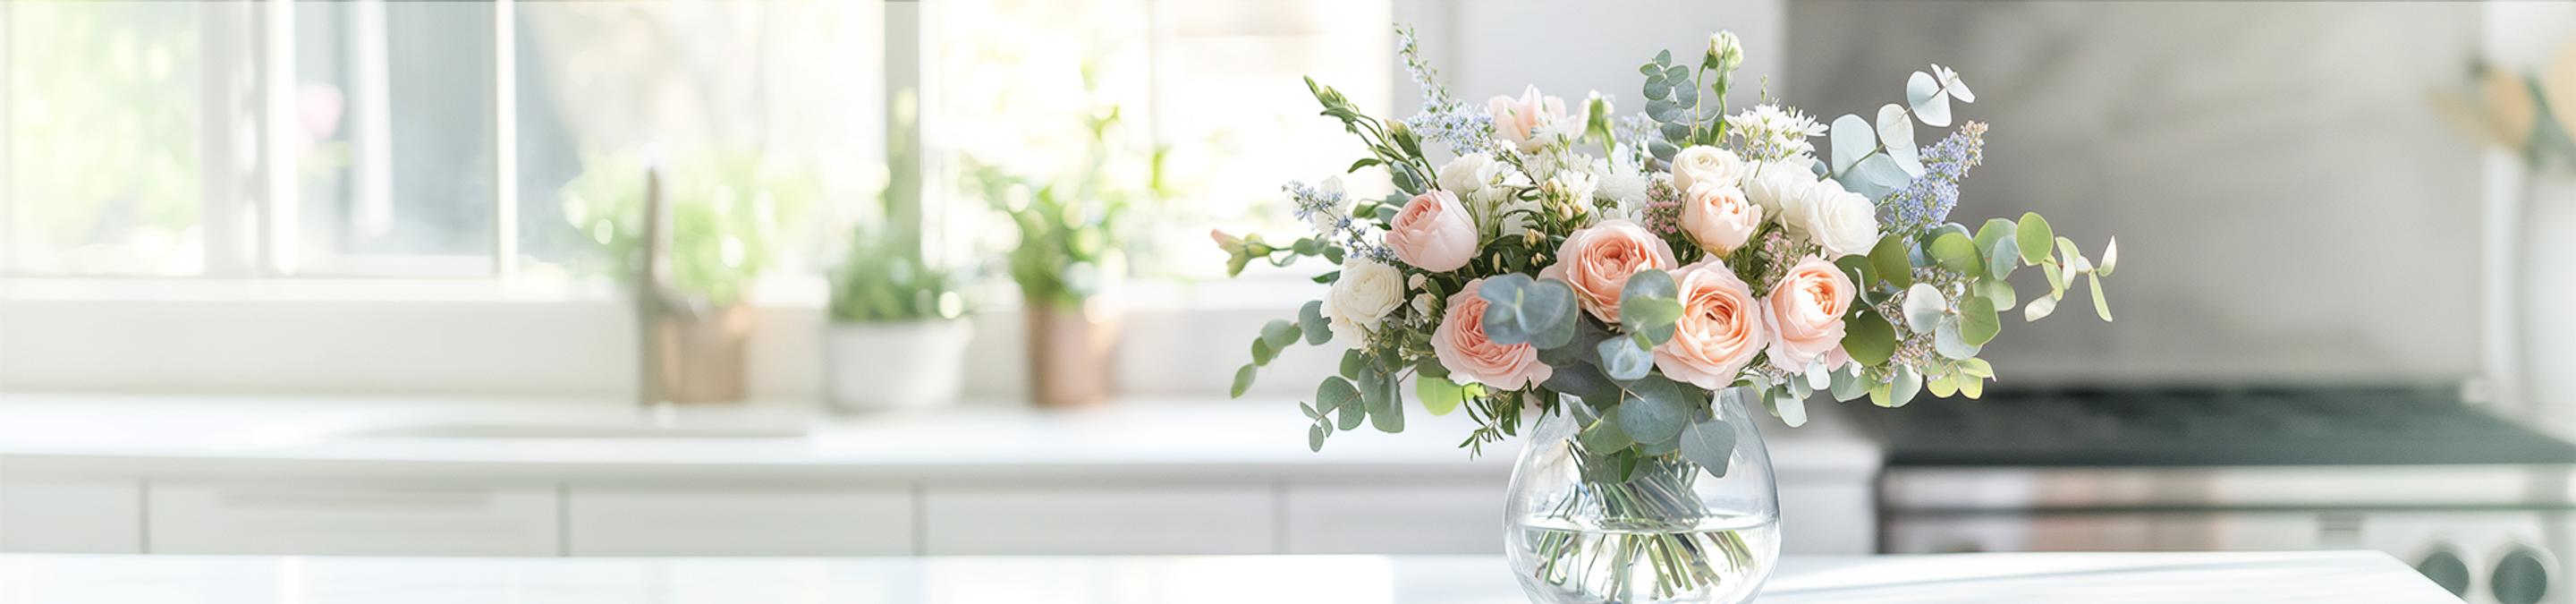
4, 0, 1386, 301
3, 1, 880, 296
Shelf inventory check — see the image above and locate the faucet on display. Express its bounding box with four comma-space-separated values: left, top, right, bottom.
636, 163, 682, 410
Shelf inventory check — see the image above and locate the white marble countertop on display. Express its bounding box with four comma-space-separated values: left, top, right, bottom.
0, 551, 2454, 603
0, 394, 1880, 481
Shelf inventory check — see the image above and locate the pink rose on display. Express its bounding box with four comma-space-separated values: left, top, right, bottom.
1764, 256, 1857, 369
1539, 219, 1678, 324
1678, 182, 1762, 256
1487, 85, 1571, 152
1385, 190, 1479, 272
1433, 278, 1555, 389
1653, 260, 1767, 389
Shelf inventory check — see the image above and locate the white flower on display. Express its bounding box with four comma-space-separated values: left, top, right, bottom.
1437, 153, 1496, 196
1668, 146, 1746, 192
1803, 182, 1879, 258
1410, 293, 1437, 319
1595, 166, 1651, 219
1544, 169, 1598, 211
1725, 104, 1827, 161
1324, 257, 1405, 342
1743, 160, 1814, 219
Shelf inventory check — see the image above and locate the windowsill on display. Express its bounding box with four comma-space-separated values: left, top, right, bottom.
0, 273, 1326, 313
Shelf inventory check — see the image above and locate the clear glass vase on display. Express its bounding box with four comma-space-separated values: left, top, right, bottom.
1504, 387, 1781, 604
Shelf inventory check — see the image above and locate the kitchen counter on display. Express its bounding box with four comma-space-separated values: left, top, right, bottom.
0, 394, 1881, 557
0, 551, 2454, 603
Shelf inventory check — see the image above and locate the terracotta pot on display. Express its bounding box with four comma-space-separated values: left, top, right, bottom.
1025, 300, 1121, 409
651, 302, 756, 404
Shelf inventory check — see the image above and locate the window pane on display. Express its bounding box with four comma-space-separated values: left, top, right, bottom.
515, 1, 882, 289
6, 2, 205, 276
293, 0, 495, 276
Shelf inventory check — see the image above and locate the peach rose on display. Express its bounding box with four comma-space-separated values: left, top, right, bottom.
1538, 219, 1678, 323
1487, 85, 1572, 152
1764, 256, 1857, 369
1433, 278, 1555, 389
1653, 260, 1767, 389
1678, 182, 1762, 256
1385, 190, 1479, 272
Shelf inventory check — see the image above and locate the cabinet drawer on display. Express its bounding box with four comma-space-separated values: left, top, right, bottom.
1283, 481, 1496, 554
148, 481, 558, 556
0, 479, 142, 553
922, 483, 1273, 554
567, 487, 913, 556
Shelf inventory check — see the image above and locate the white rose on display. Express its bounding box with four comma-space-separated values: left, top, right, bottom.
1803, 183, 1880, 258
1668, 146, 1746, 192
1742, 160, 1812, 217
1324, 257, 1406, 341
1589, 159, 1650, 217
1777, 176, 1848, 237
1437, 153, 1495, 197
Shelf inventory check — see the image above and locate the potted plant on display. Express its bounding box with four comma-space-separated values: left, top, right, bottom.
560, 150, 815, 404
966, 108, 1164, 409
825, 227, 973, 411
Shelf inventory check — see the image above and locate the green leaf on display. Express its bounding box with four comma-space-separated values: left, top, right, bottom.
1768, 387, 1809, 427
1902, 283, 1946, 333
1985, 234, 2018, 278
2042, 261, 2068, 298
1413, 356, 1451, 380
1926, 371, 1960, 398
1842, 310, 1899, 366
1830, 368, 1870, 402
1869, 235, 1914, 289
1524, 279, 1581, 349
1960, 358, 1996, 379
1958, 294, 2000, 346
1958, 371, 1985, 398
1672, 81, 1699, 109
1231, 364, 1258, 398
1647, 98, 1683, 123
1974, 218, 2012, 256
1618, 377, 1689, 446
1260, 319, 1301, 350
1888, 365, 1923, 407
1362, 370, 1404, 433
2089, 273, 2114, 321
1337, 403, 1366, 430
1318, 376, 1360, 414
1876, 104, 1924, 177
1251, 337, 1277, 365
1976, 276, 2017, 311
1679, 420, 1738, 478
1643, 80, 1671, 100
1842, 154, 1911, 201
1308, 424, 1326, 452
1929, 232, 1979, 274
1300, 401, 1321, 420
1578, 409, 1634, 454
2017, 213, 2054, 265
2022, 293, 2060, 322
1663, 64, 1689, 83
1906, 71, 1951, 127
1655, 49, 1674, 65
2097, 237, 2118, 276
2055, 236, 2082, 270
1934, 315, 1981, 359
1597, 336, 1656, 381
1298, 301, 1330, 345
1417, 376, 1468, 416
1338, 349, 1365, 380
1619, 269, 1682, 344
1830, 114, 1876, 173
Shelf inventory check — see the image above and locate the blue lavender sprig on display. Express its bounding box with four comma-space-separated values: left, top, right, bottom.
1283, 180, 1393, 262
1395, 24, 1496, 156
1878, 122, 1987, 236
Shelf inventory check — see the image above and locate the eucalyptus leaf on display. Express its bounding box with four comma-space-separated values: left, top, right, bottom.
1680, 420, 1738, 477
1597, 336, 1656, 381
1417, 376, 1468, 416
1768, 387, 1809, 427
1927, 371, 1959, 398
2097, 237, 2119, 277
1648, 98, 1683, 123
1578, 410, 1635, 455
1974, 218, 2013, 258
2089, 273, 2114, 321
1335, 396, 1367, 430
1543, 361, 1622, 404
1959, 371, 1986, 398
2055, 236, 2083, 271
1986, 234, 2019, 279
1929, 232, 1979, 274
1523, 279, 1581, 349
1889, 365, 1923, 407
1299, 301, 1330, 345
2017, 213, 2054, 265
1906, 71, 1951, 127
1650, 140, 1678, 162
1977, 276, 2018, 311
1673, 83, 1699, 110
1830, 367, 1869, 402
1934, 316, 1982, 359
1308, 424, 1326, 452
1318, 376, 1360, 414
1842, 310, 1898, 366
1643, 81, 1671, 100
1829, 114, 1875, 173
1875, 104, 1924, 177
1231, 364, 1258, 398
1261, 319, 1301, 351
1959, 294, 2000, 346
1618, 378, 1689, 446
1961, 358, 1996, 379
1870, 235, 1914, 289
1251, 337, 1277, 365
1655, 49, 1674, 65
1363, 370, 1404, 433
1664, 64, 1689, 82
2023, 293, 2060, 322
1898, 284, 1945, 334
1661, 123, 1692, 142
1844, 154, 1911, 201
1339, 349, 1365, 380
2042, 262, 2068, 298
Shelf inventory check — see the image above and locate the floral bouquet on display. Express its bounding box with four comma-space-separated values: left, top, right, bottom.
1213, 27, 2116, 603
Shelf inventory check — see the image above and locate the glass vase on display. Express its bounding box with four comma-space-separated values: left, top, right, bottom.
1504, 387, 1781, 604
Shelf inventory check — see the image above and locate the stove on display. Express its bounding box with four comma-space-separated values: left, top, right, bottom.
1861, 387, 2576, 604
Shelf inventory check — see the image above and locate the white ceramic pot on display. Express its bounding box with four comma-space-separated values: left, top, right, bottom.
826, 319, 974, 412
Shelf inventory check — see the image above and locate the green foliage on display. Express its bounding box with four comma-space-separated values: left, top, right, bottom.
13, 4, 203, 257
563, 150, 818, 306
1477, 275, 1580, 349
828, 225, 968, 323
1417, 376, 1470, 416
1679, 419, 1737, 478
1842, 310, 1898, 366
969, 106, 1166, 309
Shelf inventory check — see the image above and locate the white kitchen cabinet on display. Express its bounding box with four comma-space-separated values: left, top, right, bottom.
1776, 481, 1874, 555
1282, 481, 1497, 554
148, 481, 558, 556
566, 487, 914, 556
921, 483, 1274, 555
0, 479, 141, 553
